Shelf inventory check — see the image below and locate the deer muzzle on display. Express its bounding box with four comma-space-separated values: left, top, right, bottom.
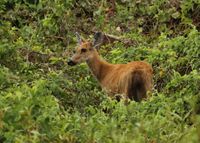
67, 60, 76, 66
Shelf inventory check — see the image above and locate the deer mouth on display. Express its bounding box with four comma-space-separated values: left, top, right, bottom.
67, 60, 76, 66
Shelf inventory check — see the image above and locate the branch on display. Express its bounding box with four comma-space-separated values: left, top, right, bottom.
92, 32, 138, 47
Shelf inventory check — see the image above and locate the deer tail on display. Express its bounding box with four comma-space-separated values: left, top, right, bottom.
128, 70, 147, 102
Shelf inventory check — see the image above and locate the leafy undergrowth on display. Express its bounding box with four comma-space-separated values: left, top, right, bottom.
0, 0, 200, 143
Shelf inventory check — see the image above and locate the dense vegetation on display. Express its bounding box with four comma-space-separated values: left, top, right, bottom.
0, 0, 200, 142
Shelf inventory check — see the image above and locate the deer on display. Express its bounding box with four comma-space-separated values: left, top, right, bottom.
67, 32, 153, 102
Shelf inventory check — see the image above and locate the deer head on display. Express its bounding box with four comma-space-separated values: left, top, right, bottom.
67, 32, 103, 66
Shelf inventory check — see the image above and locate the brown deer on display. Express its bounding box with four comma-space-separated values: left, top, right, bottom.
68, 32, 153, 102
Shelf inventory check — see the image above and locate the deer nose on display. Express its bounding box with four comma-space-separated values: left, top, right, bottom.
67, 60, 76, 66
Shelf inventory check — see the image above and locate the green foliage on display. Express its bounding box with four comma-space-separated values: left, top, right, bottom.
0, 0, 200, 142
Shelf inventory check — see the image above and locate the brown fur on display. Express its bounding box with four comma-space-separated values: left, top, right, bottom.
68, 41, 153, 101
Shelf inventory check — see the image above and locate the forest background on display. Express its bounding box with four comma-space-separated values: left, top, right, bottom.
0, 0, 200, 142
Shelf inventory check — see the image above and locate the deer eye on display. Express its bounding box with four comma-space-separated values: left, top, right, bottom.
81, 48, 87, 53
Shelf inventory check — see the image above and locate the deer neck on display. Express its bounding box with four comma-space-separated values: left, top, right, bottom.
86, 51, 111, 82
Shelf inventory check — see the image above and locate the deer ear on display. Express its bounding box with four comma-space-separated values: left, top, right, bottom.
75, 32, 82, 45
93, 32, 104, 49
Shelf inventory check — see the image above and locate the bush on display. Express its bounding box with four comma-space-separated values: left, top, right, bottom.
0, 0, 199, 142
